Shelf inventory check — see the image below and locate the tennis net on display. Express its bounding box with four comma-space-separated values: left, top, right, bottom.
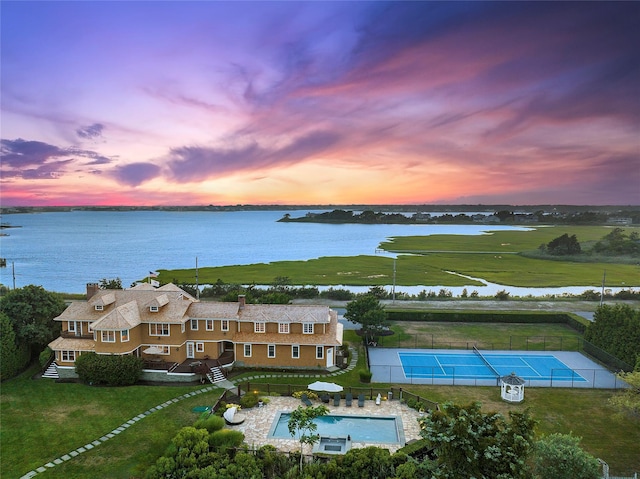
473, 345, 500, 378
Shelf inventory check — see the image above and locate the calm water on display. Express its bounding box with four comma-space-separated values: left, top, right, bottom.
269, 412, 400, 443
0, 210, 625, 295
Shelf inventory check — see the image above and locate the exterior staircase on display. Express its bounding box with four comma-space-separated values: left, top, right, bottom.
206, 366, 226, 384
42, 362, 59, 379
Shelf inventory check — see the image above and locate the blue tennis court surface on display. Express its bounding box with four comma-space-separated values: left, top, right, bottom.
397, 351, 586, 381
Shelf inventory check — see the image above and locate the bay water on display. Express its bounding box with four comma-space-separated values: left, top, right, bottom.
0, 210, 624, 296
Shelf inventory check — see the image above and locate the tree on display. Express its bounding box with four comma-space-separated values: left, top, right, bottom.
532, 433, 600, 479
584, 304, 640, 368
546, 233, 581, 255
0, 312, 29, 380
0, 285, 66, 357
344, 294, 388, 344
99, 277, 122, 289
609, 370, 640, 417
418, 401, 536, 479
287, 404, 329, 471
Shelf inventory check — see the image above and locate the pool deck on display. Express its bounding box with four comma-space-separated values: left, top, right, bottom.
226, 396, 423, 454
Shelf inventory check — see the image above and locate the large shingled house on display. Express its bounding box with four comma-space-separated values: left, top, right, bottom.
48, 283, 343, 382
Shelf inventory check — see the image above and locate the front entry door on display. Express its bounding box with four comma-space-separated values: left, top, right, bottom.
186, 341, 195, 359
326, 348, 334, 368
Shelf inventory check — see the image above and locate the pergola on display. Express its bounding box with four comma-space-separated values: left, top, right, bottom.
500, 372, 526, 403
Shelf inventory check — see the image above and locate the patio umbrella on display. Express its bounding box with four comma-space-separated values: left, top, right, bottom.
143, 346, 163, 355
308, 381, 343, 392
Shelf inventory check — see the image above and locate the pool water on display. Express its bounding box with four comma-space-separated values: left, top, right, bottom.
268, 412, 403, 444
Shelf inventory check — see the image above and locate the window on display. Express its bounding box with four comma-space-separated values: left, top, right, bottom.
156, 345, 170, 355
316, 346, 324, 359
149, 323, 170, 336
101, 331, 116, 343
196, 342, 205, 353
206, 319, 214, 331
121, 330, 129, 342
68, 321, 76, 333
303, 323, 314, 334
254, 322, 265, 333
190, 319, 198, 330
292, 345, 300, 359
279, 323, 289, 334
221, 320, 229, 331
268, 344, 276, 358
61, 350, 76, 362
150, 305, 159, 312
244, 344, 252, 358
95, 305, 103, 311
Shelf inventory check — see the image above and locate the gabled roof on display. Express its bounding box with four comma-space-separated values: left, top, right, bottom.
239, 304, 331, 323
54, 283, 196, 325
188, 301, 239, 319
91, 301, 141, 331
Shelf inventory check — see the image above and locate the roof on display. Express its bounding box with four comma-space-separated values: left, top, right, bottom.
91, 301, 141, 330
234, 321, 343, 346
501, 372, 526, 385
239, 304, 331, 323
188, 301, 239, 319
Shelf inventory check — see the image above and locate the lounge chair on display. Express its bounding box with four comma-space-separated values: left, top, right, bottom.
375, 393, 381, 405
301, 393, 313, 407
345, 392, 353, 407
358, 394, 365, 407
334, 393, 341, 406
321, 393, 330, 403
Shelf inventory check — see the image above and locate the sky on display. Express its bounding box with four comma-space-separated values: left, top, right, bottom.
1, 1, 639, 207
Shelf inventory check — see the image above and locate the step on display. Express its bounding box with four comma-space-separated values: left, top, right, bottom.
42, 363, 59, 379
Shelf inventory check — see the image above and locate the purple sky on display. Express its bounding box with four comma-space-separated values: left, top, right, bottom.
1, 1, 639, 206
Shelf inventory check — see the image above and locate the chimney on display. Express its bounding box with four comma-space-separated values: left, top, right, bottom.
86, 282, 99, 300
238, 294, 246, 309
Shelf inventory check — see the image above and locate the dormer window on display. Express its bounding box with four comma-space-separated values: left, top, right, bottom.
303, 323, 314, 334
150, 306, 159, 313
95, 305, 103, 311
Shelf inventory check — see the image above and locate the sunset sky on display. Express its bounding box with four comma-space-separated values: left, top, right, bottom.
1, 1, 639, 207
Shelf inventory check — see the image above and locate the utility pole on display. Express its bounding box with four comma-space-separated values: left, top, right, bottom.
195, 256, 200, 300
392, 258, 396, 302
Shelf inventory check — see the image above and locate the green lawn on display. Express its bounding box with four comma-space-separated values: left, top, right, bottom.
157, 225, 640, 288
0, 368, 220, 479
3, 325, 638, 477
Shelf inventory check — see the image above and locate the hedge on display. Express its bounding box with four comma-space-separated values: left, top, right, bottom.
386, 310, 589, 333
75, 352, 144, 386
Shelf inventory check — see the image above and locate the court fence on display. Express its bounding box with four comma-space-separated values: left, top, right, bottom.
369, 365, 630, 389
372, 336, 634, 373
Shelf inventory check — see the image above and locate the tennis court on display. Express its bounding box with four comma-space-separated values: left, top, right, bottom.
369, 348, 622, 388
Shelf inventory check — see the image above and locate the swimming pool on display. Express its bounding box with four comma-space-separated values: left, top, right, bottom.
268, 412, 404, 444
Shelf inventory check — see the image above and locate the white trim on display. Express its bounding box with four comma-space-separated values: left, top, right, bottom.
254, 322, 266, 333
196, 342, 205, 353
121, 329, 130, 342
101, 331, 116, 343
68, 321, 76, 333
316, 345, 324, 359
190, 319, 198, 330
150, 305, 159, 312
267, 344, 276, 358
221, 320, 229, 331
206, 319, 214, 331
244, 343, 252, 358
95, 305, 103, 311
303, 323, 314, 334
291, 344, 300, 359
149, 323, 170, 336
279, 322, 289, 334
61, 350, 76, 362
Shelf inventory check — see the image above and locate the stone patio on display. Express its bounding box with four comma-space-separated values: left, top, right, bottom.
226, 395, 423, 454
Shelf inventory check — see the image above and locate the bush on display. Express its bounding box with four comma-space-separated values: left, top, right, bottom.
193, 414, 224, 433
240, 391, 260, 409
39, 347, 53, 368
75, 352, 144, 386
208, 429, 245, 451
359, 369, 373, 383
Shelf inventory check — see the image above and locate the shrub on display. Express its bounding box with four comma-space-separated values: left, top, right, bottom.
75, 352, 144, 386
292, 390, 318, 400
39, 347, 53, 368
193, 414, 225, 433
359, 369, 373, 383
239, 391, 260, 409
209, 429, 245, 451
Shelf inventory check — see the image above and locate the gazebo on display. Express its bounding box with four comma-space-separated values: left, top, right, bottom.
500, 372, 525, 403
